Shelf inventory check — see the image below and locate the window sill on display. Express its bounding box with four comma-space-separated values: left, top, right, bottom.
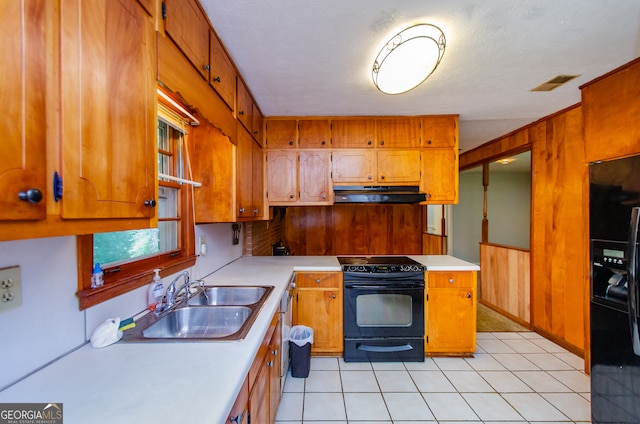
76, 255, 197, 310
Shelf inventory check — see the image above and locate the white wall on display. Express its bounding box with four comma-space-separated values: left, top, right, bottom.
0, 223, 242, 390
487, 172, 531, 249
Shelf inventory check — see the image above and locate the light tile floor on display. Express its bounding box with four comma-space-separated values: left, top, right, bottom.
275, 331, 591, 423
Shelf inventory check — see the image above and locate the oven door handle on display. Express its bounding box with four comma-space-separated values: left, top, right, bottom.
357, 343, 414, 353
345, 284, 424, 290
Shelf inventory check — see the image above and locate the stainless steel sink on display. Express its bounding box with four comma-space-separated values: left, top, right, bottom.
122, 285, 274, 342
142, 306, 252, 339
187, 286, 270, 306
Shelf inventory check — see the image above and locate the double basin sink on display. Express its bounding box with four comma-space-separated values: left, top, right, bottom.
123, 285, 273, 342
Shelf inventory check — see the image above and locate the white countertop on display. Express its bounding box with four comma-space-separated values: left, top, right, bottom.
0, 255, 476, 423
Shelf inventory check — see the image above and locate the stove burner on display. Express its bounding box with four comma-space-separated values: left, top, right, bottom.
338, 256, 425, 273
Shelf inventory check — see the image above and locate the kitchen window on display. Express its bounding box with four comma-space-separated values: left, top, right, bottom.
76, 95, 197, 309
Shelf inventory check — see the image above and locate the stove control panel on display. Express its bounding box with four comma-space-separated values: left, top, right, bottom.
343, 264, 425, 273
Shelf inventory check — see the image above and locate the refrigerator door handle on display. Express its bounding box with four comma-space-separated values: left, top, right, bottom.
628, 207, 640, 356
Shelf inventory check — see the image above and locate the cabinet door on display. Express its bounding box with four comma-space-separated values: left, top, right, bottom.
60, 0, 156, 219
237, 78, 253, 132
423, 116, 457, 148
376, 118, 421, 148
426, 287, 476, 353
421, 148, 458, 203
331, 119, 375, 148
237, 126, 253, 218
377, 150, 421, 183
265, 120, 297, 148
299, 120, 331, 148
296, 289, 343, 353
209, 30, 236, 110
251, 140, 264, 218
164, 0, 209, 79
191, 122, 236, 223
225, 376, 249, 424
299, 151, 332, 203
0, 0, 47, 221
332, 150, 376, 183
248, 361, 269, 424
266, 151, 297, 203
252, 103, 264, 145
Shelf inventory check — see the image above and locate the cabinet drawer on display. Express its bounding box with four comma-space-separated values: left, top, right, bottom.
297, 272, 341, 288
427, 271, 475, 288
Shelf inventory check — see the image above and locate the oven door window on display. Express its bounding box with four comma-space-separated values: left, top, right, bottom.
356, 294, 412, 327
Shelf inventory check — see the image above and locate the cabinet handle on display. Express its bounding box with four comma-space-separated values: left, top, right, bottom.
272, 349, 278, 355
267, 360, 273, 367
144, 199, 156, 207
253, 209, 259, 215
449, 278, 454, 284
289, 194, 295, 199
254, 130, 259, 136
367, 141, 372, 146
321, 140, 326, 145
18, 188, 43, 204
331, 294, 336, 299
213, 76, 221, 82
289, 141, 294, 145
229, 413, 244, 424
426, 193, 432, 199
427, 139, 432, 145
316, 279, 321, 284
367, 175, 373, 180
466, 292, 472, 299
321, 193, 327, 200
239, 110, 245, 115
203, 64, 210, 70
380, 175, 386, 180
239, 207, 245, 214
380, 140, 385, 146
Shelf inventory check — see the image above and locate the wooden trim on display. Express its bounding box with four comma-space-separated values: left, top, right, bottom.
579, 56, 640, 90
479, 241, 530, 253
533, 325, 585, 359
479, 299, 532, 330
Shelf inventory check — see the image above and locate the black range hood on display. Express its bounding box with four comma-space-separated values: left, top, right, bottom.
333, 186, 426, 204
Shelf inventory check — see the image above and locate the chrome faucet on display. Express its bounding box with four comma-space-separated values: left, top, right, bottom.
164, 271, 190, 310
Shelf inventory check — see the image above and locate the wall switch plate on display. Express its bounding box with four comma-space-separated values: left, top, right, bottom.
0, 266, 22, 314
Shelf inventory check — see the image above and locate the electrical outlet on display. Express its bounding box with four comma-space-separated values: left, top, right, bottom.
0, 266, 22, 314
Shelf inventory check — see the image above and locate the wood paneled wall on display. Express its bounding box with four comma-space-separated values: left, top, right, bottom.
283, 205, 424, 255
530, 105, 586, 355
480, 243, 530, 326
423, 233, 446, 255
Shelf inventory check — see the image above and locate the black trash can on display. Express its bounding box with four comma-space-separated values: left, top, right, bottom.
289, 325, 313, 378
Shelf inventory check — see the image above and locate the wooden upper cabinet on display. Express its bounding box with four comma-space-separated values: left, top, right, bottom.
377, 150, 421, 183
251, 139, 264, 217
298, 120, 331, 148
252, 103, 263, 145
421, 148, 458, 203
190, 122, 236, 223
236, 77, 253, 132
266, 151, 298, 203
423, 116, 458, 148
60, 0, 156, 219
376, 118, 421, 148
0, 0, 47, 221
332, 150, 376, 183
209, 30, 236, 111
237, 126, 253, 218
265, 120, 297, 148
136, 0, 154, 16
331, 119, 376, 148
299, 151, 332, 202
164, 0, 210, 80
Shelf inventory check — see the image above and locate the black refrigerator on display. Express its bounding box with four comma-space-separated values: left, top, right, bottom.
590, 154, 640, 423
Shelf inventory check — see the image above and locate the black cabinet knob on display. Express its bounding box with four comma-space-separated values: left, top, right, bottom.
380, 140, 385, 146
18, 188, 43, 204
213, 76, 221, 82
144, 199, 156, 207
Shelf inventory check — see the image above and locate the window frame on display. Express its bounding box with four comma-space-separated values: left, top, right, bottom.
76, 92, 197, 310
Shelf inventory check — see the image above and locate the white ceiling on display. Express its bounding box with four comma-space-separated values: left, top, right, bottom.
199, 0, 640, 152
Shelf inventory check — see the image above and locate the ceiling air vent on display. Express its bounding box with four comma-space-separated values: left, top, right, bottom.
531, 74, 580, 92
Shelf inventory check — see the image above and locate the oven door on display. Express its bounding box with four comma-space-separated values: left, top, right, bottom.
343, 283, 424, 339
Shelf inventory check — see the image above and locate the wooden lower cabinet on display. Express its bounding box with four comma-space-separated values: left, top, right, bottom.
425, 271, 477, 354
294, 272, 343, 354
230, 312, 281, 424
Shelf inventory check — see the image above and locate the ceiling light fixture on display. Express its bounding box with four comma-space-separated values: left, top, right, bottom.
497, 158, 515, 165
372, 23, 446, 95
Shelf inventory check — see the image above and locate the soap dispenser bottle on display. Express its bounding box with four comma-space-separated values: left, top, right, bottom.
148, 269, 163, 312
